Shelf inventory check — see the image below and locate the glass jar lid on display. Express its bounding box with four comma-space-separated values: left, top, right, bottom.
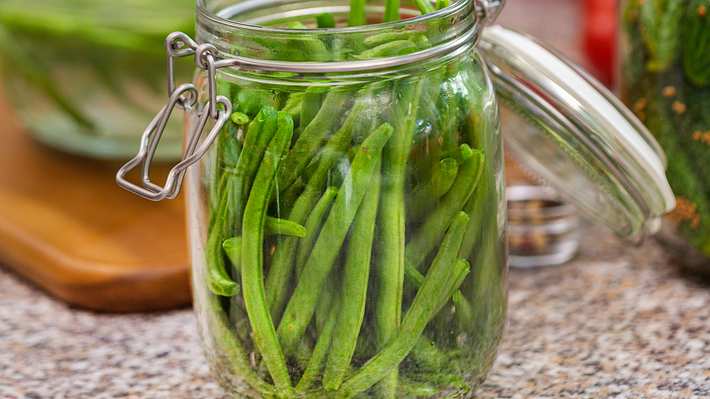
479, 25, 675, 242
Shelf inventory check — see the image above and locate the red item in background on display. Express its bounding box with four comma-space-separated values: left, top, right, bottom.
583, 0, 617, 87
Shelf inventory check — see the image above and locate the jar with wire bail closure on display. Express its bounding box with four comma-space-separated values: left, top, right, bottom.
116, 0, 674, 397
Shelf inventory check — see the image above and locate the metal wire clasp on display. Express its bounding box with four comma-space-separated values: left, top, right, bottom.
116, 32, 232, 201
475, 0, 505, 25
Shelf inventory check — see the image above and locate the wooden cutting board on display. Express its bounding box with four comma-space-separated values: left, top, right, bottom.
0, 95, 191, 312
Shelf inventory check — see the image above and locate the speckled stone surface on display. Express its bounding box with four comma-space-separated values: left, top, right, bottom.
2, 226, 709, 398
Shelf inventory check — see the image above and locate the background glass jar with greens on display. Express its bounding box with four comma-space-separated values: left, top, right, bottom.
0, 0, 193, 159
620, 0, 710, 271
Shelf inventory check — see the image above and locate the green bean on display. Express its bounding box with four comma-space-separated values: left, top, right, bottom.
222, 237, 241, 273
277, 123, 393, 356
265, 217, 307, 238
296, 187, 339, 276
440, 80, 463, 159
363, 31, 416, 48
205, 293, 276, 398
323, 160, 381, 391
279, 178, 305, 216
296, 299, 339, 392
408, 157, 459, 221
281, 92, 304, 122
349, 0, 366, 26
240, 112, 294, 392
374, 79, 423, 398
316, 13, 336, 28
402, 262, 474, 330
276, 90, 351, 191
207, 228, 238, 297
265, 95, 369, 320
415, 0, 436, 15
205, 109, 277, 297
315, 272, 338, 335
431, 158, 459, 197
436, 0, 449, 9
405, 150, 484, 272
230, 111, 250, 125
338, 213, 471, 398
355, 40, 417, 59
236, 88, 278, 117
384, 0, 401, 22
459, 143, 475, 163
300, 87, 326, 128
234, 106, 279, 226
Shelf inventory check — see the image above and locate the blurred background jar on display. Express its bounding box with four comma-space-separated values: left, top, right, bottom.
0, 0, 193, 160
619, 0, 710, 273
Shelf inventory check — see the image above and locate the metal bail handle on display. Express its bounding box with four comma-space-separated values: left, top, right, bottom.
116, 33, 232, 201
476, 0, 505, 25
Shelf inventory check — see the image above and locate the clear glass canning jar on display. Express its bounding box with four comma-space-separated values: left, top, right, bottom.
619, 0, 710, 273
117, 0, 675, 397
0, 1, 193, 160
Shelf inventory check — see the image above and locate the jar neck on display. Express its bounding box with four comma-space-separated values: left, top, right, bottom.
196, 0, 480, 68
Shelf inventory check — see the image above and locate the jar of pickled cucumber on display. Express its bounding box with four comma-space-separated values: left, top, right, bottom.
117, 0, 674, 397
0, 1, 193, 160
619, 0, 710, 273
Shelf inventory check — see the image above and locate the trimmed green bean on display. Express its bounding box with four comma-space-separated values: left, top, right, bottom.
205, 108, 278, 297
230, 111, 250, 125
265, 217, 307, 238
459, 143, 475, 163
316, 13, 336, 28
277, 123, 393, 356
296, 299, 339, 392
338, 213, 471, 397
415, 0, 436, 15
349, 0, 366, 26
276, 90, 350, 191
363, 31, 416, 48
408, 157, 459, 221
384, 0, 401, 22
281, 92, 304, 122
300, 87, 326, 128
265, 94, 369, 320
323, 160, 381, 390
374, 79, 424, 398
205, 293, 276, 397
240, 112, 295, 392
355, 40, 417, 59
296, 187, 339, 276
222, 237, 241, 273
406, 150, 484, 272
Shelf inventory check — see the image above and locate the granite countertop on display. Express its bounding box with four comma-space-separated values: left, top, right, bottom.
2, 225, 709, 398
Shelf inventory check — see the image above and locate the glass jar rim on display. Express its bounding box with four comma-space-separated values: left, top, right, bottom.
196, 0, 472, 34
195, 0, 482, 72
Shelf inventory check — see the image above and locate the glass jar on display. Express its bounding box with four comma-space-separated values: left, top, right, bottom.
117, 0, 675, 397
190, 2, 508, 397
0, 0, 193, 160
619, 0, 710, 272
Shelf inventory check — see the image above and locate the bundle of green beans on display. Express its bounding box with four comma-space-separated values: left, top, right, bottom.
200, 1, 506, 397
621, 0, 710, 261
